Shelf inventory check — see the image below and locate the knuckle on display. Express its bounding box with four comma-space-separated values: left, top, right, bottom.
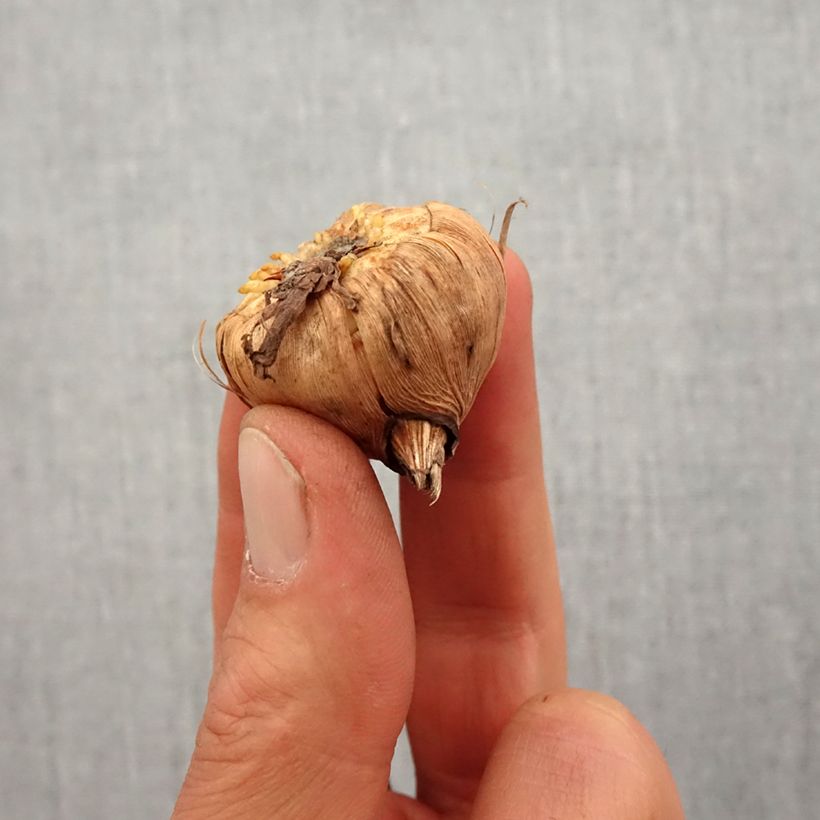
195, 632, 303, 765
216, 637, 298, 716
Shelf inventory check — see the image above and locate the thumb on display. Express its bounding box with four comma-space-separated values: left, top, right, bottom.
174, 406, 415, 820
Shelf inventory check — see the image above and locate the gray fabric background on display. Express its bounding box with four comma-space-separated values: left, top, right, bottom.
2, 1, 818, 818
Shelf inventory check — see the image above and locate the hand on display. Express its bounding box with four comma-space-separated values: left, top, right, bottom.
173, 253, 685, 819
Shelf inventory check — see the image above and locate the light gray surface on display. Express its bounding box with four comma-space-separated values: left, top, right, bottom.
2, 1, 818, 818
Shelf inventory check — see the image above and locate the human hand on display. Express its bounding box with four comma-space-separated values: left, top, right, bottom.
173, 253, 685, 819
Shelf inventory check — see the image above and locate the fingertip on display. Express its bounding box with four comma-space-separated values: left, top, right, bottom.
236, 404, 407, 610
473, 689, 685, 819
214, 399, 390, 643
218, 393, 249, 460
491, 248, 534, 378
502, 248, 534, 323
221, 392, 250, 435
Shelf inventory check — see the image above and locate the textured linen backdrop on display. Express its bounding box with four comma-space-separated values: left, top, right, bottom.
2, 2, 818, 818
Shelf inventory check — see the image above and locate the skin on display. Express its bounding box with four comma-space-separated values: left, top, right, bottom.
173, 252, 685, 819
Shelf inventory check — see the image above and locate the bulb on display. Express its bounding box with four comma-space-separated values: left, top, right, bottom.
215, 200, 518, 502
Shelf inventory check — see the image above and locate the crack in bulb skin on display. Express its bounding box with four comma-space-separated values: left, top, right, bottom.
215, 201, 516, 500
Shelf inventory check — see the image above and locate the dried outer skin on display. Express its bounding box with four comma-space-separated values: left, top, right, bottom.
216, 201, 506, 473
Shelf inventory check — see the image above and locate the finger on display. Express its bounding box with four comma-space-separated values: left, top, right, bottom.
401, 250, 566, 812
212, 393, 249, 646
471, 690, 685, 819
175, 406, 415, 819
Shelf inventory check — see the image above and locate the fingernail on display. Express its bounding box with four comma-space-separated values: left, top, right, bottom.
238, 427, 308, 582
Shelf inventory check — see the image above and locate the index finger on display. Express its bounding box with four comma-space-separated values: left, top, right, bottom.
212, 392, 249, 646
400, 251, 567, 814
